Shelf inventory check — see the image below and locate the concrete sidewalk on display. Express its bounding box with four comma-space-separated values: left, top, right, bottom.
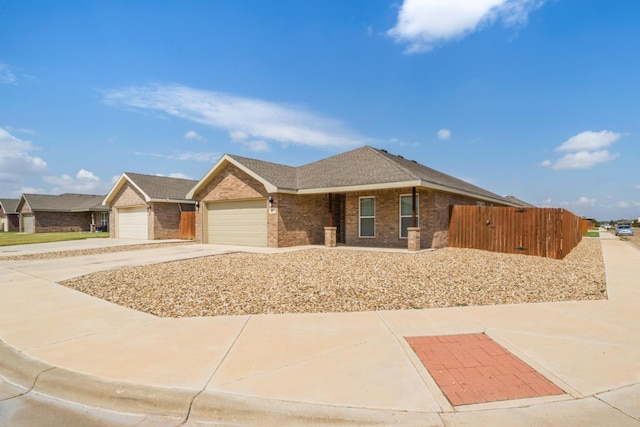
0, 234, 639, 426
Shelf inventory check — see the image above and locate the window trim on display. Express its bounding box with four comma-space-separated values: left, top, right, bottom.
399, 193, 419, 239
101, 212, 108, 227
359, 196, 375, 238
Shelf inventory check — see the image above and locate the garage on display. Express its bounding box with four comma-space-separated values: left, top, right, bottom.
117, 207, 149, 239
207, 199, 267, 246
22, 215, 35, 233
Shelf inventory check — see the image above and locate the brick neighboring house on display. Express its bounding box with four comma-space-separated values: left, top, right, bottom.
103, 172, 197, 239
16, 193, 109, 233
0, 198, 20, 232
187, 145, 520, 249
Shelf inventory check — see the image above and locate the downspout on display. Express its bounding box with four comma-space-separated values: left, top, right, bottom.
412, 187, 417, 227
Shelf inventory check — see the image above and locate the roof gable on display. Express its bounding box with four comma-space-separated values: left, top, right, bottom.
104, 172, 198, 205
0, 198, 19, 214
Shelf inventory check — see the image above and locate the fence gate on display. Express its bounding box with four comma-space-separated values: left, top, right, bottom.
179, 211, 196, 240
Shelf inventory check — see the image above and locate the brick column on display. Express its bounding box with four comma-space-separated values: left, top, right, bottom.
324, 227, 337, 247
408, 227, 421, 251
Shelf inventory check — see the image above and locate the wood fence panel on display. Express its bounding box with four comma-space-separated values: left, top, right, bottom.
179, 211, 196, 240
449, 205, 582, 259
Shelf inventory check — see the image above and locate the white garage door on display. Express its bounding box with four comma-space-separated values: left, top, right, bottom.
207, 199, 267, 246
23, 215, 35, 233
117, 207, 149, 239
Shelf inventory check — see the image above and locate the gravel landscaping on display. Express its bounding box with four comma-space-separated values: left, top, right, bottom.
0, 242, 194, 261
60, 238, 607, 317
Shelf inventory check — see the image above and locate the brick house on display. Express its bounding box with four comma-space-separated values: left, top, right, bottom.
103, 172, 197, 239
0, 198, 20, 232
187, 146, 520, 250
16, 193, 109, 233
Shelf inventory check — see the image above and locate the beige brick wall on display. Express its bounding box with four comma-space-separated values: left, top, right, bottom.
150, 202, 181, 240
272, 193, 327, 247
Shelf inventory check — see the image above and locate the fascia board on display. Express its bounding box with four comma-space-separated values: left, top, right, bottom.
297, 180, 516, 206
148, 198, 197, 204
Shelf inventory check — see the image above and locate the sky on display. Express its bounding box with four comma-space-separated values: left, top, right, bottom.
1, 0, 639, 221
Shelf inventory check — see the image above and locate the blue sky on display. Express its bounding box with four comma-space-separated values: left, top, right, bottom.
1, 0, 639, 221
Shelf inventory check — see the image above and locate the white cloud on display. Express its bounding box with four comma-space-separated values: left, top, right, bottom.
184, 130, 205, 141
575, 196, 596, 207
634, 184, 640, 190
556, 130, 621, 152
544, 130, 621, 170
0, 127, 48, 180
44, 169, 105, 193
103, 84, 372, 150
154, 172, 194, 180
135, 150, 219, 163
0, 63, 16, 84
437, 129, 451, 140
552, 150, 619, 170
388, 0, 546, 53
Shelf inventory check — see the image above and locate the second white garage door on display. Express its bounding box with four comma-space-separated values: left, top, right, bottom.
207, 199, 267, 246
117, 207, 149, 239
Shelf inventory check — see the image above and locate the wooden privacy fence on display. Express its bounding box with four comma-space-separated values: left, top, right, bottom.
179, 211, 196, 240
449, 206, 582, 259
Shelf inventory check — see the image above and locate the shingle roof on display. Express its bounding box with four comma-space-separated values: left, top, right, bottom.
219, 146, 515, 205
123, 172, 198, 201
225, 156, 298, 190
0, 198, 19, 214
21, 193, 108, 212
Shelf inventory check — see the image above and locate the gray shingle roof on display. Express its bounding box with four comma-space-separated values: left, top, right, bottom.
22, 193, 108, 212
225, 146, 514, 205
124, 172, 198, 201
225, 156, 298, 190
0, 198, 19, 214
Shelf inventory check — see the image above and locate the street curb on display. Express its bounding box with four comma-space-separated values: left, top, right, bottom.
0, 340, 194, 418
0, 340, 433, 425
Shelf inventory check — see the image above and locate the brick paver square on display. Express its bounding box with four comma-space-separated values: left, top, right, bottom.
406, 333, 564, 406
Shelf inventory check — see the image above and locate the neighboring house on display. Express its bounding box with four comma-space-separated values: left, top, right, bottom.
186, 145, 520, 249
103, 172, 198, 239
0, 198, 20, 232
16, 193, 109, 233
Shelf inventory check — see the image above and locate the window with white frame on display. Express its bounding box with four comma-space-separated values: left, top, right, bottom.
400, 194, 418, 238
101, 212, 108, 227
359, 197, 375, 237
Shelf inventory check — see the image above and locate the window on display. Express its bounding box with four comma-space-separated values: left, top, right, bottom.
359, 197, 375, 237
400, 194, 418, 238
101, 212, 108, 227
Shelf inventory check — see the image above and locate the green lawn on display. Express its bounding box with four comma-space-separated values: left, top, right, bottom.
0, 232, 109, 247
584, 231, 600, 238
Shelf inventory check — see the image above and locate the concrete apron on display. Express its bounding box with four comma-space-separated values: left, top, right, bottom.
0, 236, 639, 425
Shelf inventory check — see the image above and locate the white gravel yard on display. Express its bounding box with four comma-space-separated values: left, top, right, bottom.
59, 238, 607, 317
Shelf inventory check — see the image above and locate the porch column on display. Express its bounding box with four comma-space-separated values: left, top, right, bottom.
407, 227, 421, 251
324, 227, 337, 247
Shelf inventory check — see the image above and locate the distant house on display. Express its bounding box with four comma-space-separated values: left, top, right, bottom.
16, 193, 109, 233
187, 146, 520, 249
103, 172, 197, 239
0, 198, 20, 232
